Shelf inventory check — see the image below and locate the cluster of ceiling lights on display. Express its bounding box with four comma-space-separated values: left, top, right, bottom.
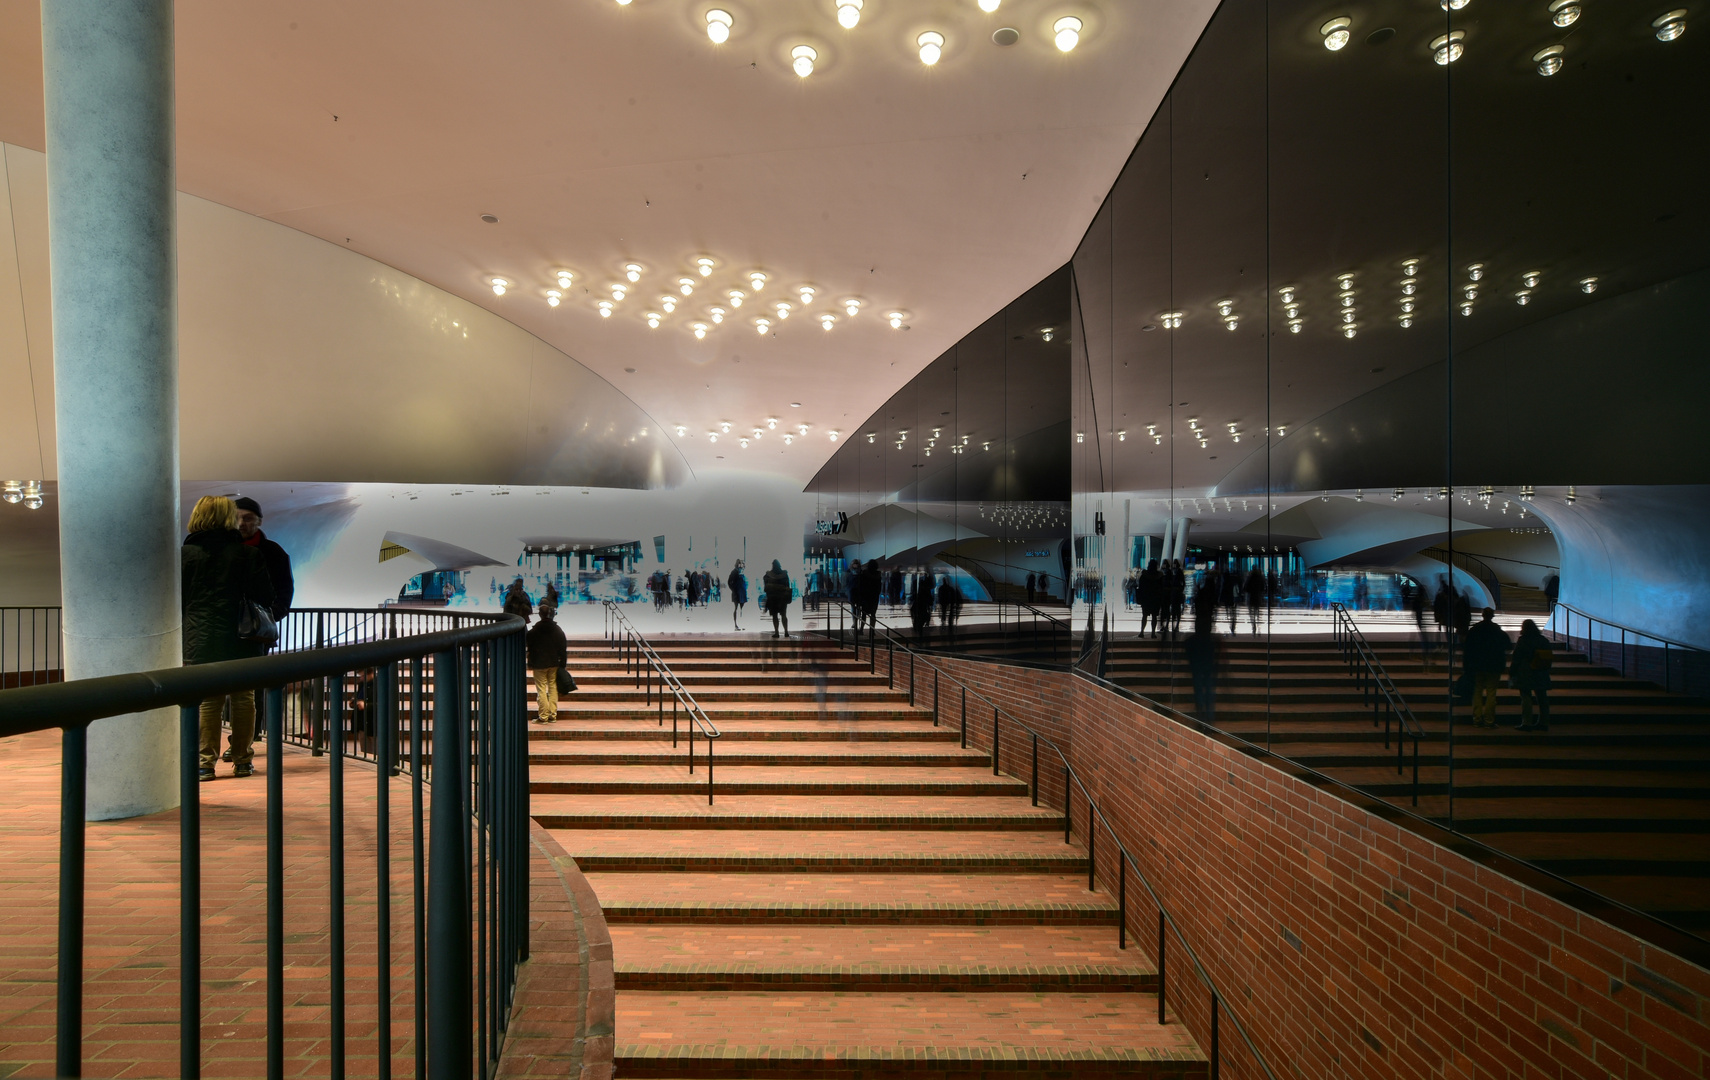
700, 416, 840, 448
488, 257, 909, 338
1321, 4, 1684, 73
1, 480, 44, 510
1334, 273, 1358, 338
1397, 258, 1420, 328
682, 1, 1087, 78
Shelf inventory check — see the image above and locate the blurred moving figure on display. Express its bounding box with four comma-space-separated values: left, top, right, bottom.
763, 560, 793, 638
504, 578, 533, 623
911, 574, 935, 647
1510, 619, 1553, 732
937, 576, 962, 644
728, 559, 748, 630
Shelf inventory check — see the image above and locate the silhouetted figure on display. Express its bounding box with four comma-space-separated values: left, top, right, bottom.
1245, 566, 1265, 634
1408, 581, 1434, 666
763, 559, 793, 638
911, 574, 935, 646
1218, 565, 1239, 633
1037, 572, 1051, 601
1185, 627, 1220, 722
858, 561, 882, 645
1138, 560, 1164, 638
1452, 591, 1473, 648
503, 578, 533, 623
1026, 571, 1037, 605
1166, 562, 1186, 637
937, 577, 962, 644
1463, 607, 1511, 729
1510, 619, 1552, 731
728, 560, 748, 629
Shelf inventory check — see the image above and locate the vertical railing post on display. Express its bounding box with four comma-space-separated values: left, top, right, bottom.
960, 687, 967, 749
909, 651, 915, 706
410, 657, 427, 1080
1117, 857, 1126, 949
1211, 992, 1220, 1080
427, 650, 473, 1080
1157, 912, 1166, 1023
1063, 767, 1071, 843
179, 704, 201, 1080
56, 723, 87, 1080
932, 670, 939, 726
1087, 804, 1096, 891
376, 666, 393, 1080
1031, 734, 1038, 806
266, 688, 285, 1080
992, 709, 999, 776
330, 674, 346, 1078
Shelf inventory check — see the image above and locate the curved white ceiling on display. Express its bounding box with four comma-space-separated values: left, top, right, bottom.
0, 0, 1214, 484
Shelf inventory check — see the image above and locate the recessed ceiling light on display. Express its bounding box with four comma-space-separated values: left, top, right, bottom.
678, 277, 696, 296
1580, 276, 1599, 293
1053, 16, 1082, 52
661, 295, 678, 313
1533, 45, 1564, 76
1320, 17, 1351, 51
709, 306, 727, 323
798, 285, 816, 305
1653, 9, 1686, 41
727, 290, 745, 308
792, 45, 817, 77
611, 283, 627, 300
490, 277, 509, 296
918, 30, 945, 64
755, 317, 772, 334
992, 26, 1020, 46
624, 262, 643, 283
979, 0, 1001, 11
1549, 0, 1580, 28
480, 213, 499, 224
842, 297, 863, 316
774, 301, 792, 319
546, 289, 562, 308
887, 310, 908, 329
691, 322, 709, 339
706, 9, 732, 43
645, 311, 662, 328
749, 271, 768, 291
837, 0, 863, 29
556, 269, 574, 288
696, 257, 716, 277
820, 313, 837, 330
597, 300, 614, 317
1431, 31, 1465, 65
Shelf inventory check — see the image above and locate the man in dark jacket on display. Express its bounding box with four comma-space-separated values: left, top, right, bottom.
762, 560, 793, 637
527, 605, 568, 724
183, 495, 275, 780
233, 497, 294, 621
1463, 607, 1511, 729
503, 578, 533, 622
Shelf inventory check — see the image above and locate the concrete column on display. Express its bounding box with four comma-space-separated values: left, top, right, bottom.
1160, 518, 1176, 564
1173, 518, 1193, 563
43, 0, 181, 820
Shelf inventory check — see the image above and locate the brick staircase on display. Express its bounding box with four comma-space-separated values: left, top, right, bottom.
1104, 634, 1710, 931
528, 634, 1206, 1078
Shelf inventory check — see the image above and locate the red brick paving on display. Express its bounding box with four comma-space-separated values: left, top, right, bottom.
538, 636, 1202, 1077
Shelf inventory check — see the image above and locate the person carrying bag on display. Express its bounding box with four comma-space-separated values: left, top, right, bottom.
182, 495, 275, 780
527, 604, 569, 723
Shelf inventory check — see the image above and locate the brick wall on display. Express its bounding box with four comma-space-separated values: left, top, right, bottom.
920, 652, 1710, 1080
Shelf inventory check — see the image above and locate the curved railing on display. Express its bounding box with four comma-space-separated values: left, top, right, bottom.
1421, 547, 1504, 610
818, 599, 1280, 1080
1548, 602, 1708, 698
1330, 602, 1424, 806
0, 611, 529, 1080
602, 601, 722, 803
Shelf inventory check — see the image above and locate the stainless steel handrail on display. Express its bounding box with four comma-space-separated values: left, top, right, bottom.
1330, 602, 1424, 806
817, 599, 1279, 1080
1547, 602, 1705, 696
601, 601, 721, 804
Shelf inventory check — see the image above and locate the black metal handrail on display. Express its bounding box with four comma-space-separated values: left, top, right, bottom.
1421, 547, 1504, 609
1330, 602, 1424, 806
1548, 602, 1707, 697
602, 601, 721, 804
817, 599, 1279, 1080
1, 605, 63, 688
0, 612, 529, 1080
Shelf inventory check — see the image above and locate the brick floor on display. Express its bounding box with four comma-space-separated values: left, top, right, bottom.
542, 635, 1206, 1077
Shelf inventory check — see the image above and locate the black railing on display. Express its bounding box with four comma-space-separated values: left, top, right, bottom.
1330, 602, 1423, 806
1549, 602, 1709, 699
0, 611, 529, 1080
603, 601, 721, 803
817, 600, 1279, 1080
1, 605, 63, 688
1421, 547, 1504, 610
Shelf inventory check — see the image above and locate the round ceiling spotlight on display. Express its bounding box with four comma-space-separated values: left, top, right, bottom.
1053, 16, 1082, 52
886, 310, 909, 329
1549, 0, 1580, 28
546, 289, 562, 308
798, 285, 817, 305
597, 300, 614, 318
678, 277, 696, 296
837, 0, 863, 30
1654, 9, 1686, 40
1533, 44, 1564, 76
691, 322, 709, 339
1431, 31, 1465, 65
979, 0, 1001, 11
792, 44, 818, 77
695, 256, 716, 277
820, 313, 838, 330
749, 271, 768, 292
727, 290, 745, 308
555, 269, 574, 289
773, 301, 792, 319
645, 311, 662, 329
624, 262, 643, 283
992, 26, 1020, 46
842, 297, 863, 317
611, 283, 628, 301
755, 317, 772, 334
918, 30, 945, 65
489, 277, 509, 296
709, 305, 727, 323
661, 295, 678, 313
1320, 17, 1351, 51
706, 9, 732, 43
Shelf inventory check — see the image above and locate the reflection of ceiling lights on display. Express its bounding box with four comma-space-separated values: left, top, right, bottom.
556, 269, 574, 289
1653, 9, 1686, 41
1160, 311, 1183, 329
1341, 324, 1358, 339
798, 285, 816, 305
678, 277, 696, 296
1053, 16, 1082, 51
1, 480, 21, 504
792, 45, 817, 77
1548, 0, 1579, 26
1320, 17, 1351, 51
837, 0, 863, 29
675, 425, 687, 437
490, 277, 509, 296
696, 257, 716, 277
1278, 286, 1296, 304
1440, 0, 1469, 9
624, 262, 643, 283
1402, 258, 1421, 277
829, 431, 840, 442
720, 422, 731, 433
708, 432, 719, 443
709, 306, 727, 324
1522, 270, 1542, 288
597, 300, 614, 317
1580, 276, 1598, 293
645, 311, 662, 328
1514, 290, 1532, 306
767, 418, 778, 430
1465, 262, 1484, 282
819, 313, 837, 330
755, 317, 772, 334
1432, 31, 1465, 65
706, 9, 732, 44
546, 289, 562, 308
691, 322, 709, 339
1041, 326, 1055, 342
740, 438, 749, 448
1534, 45, 1564, 76
1460, 301, 1474, 316
918, 31, 945, 65
1399, 315, 1414, 328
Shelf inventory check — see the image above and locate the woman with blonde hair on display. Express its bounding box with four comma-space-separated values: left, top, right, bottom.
182, 495, 274, 781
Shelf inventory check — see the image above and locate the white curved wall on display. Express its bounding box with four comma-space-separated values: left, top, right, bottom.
0, 142, 689, 488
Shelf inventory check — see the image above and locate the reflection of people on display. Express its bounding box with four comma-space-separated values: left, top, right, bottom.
1185, 627, 1219, 721
528, 605, 568, 724
937, 576, 962, 643
1026, 571, 1037, 604
183, 495, 275, 782
763, 560, 793, 638
504, 578, 533, 622
911, 576, 934, 646
1464, 608, 1511, 729
728, 560, 748, 629
1510, 619, 1552, 732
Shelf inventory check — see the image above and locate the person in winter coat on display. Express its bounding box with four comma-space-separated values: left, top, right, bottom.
762, 560, 793, 637
527, 605, 569, 724
182, 495, 275, 781
858, 561, 882, 639
728, 560, 748, 629
503, 578, 533, 622
911, 574, 935, 646
1463, 607, 1512, 729
1509, 619, 1553, 731
232, 497, 293, 621
936, 576, 962, 643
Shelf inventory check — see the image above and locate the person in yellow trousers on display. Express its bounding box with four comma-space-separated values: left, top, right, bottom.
527, 604, 567, 724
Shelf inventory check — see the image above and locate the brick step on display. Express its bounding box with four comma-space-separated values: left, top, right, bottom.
550, 704, 934, 723
611, 991, 1202, 1078
609, 923, 1130, 967
613, 962, 1155, 992
531, 794, 1066, 830
1113, 684, 1702, 711
528, 723, 961, 743
534, 686, 914, 704
529, 765, 1030, 797
531, 742, 991, 767
1403, 796, 1710, 833
558, 672, 893, 687
599, 902, 1119, 925
1216, 722, 1709, 745
1281, 742, 1710, 767
1311, 765, 1710, 800
553, 829, 1086, 870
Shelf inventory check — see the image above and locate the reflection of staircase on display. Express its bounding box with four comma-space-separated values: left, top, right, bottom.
1105, 634, 1710, 931
528, 636, 1204, 1076
1499, 585, 1552, 614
